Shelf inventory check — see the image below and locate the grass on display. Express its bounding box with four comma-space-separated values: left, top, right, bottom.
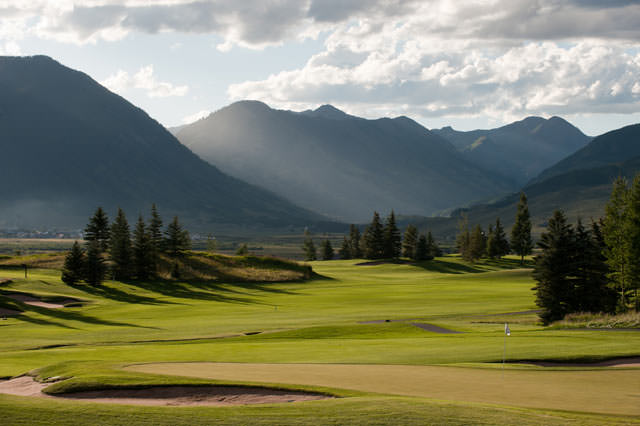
0, 254, 638, 424
552, 311, 640, 329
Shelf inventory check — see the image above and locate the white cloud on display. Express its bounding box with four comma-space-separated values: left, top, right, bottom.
181, 109, 211, 124
101, 65, 188, 98
0, 40, 20, 55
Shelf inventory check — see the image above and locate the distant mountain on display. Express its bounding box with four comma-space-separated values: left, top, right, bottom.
413, 124, 640, 240
433, 116, 591, 186
175, 101, 512, 222
0, 56, 324, 232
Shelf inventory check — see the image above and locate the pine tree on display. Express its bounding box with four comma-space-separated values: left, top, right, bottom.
511, 192, 533, 265
339, 237, 352, 260
321, 239, 334, 260
132, 215, 153, 280
468, 224, 486, 261
415, 234, 430, 261
532, 210, 575, 325
573, 220, 616, 313
426, 231, 441, 258
383, 211, 402, 259
109, 208, 132, 280
494, 218, 510, 258
486, 224, 497, 258
84, 207, 110, 252
364, 212, 385, 259
148, 204, 164, 252
302, 230, 316, 261
626, 174, 640, 311
61, 241, 85, 285
164, 216, 191, 258
456, 214, 471, 261
402, 225, 418, 259
349, 225, 362, 258
236, 243, 249, 256
84, 240, 106, 286
603, 177, 630, 311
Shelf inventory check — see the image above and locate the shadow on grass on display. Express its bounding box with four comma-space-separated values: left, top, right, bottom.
67, 282, 171, 306
125, 280, 261, 305
413, 257, 534, 274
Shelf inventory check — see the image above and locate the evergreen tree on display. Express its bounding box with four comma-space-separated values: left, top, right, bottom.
109, 208, 133, 280
132, 215, 153, 280
236, 243, 249, 256
425, 231, 441, 258
468, 224, 486, 261
84, 240, 106, 286
339, 237, 352, 260
603, 177, 630, 311
415, 234, 431, 261
383, 211, 402, 259
532, 210, 575, 325
148, 204, 164, 251
84, 207, 110, 252
402, 225, 418, 259
302, 230, 317, 261
494, 218, 510, 258
626, 174, 640, 311
511, 192, 533, 265
486, 224, 497, 258
349, 225, 363, 258
456, 214, 471, 261
164, 216, 191, 258
573, 220, 617, 313
61, 241, 85, 285
321, 239, 334, 260
363, 211, 385, 259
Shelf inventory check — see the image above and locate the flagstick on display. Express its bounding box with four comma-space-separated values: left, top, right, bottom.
502, 327, 506, 378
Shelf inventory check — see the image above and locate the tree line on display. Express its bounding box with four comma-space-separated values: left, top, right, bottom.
302, 211, 441, 261
533, 175, 640, 323
61, 205, 190, 286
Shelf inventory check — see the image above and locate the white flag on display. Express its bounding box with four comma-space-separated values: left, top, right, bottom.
505, 323, 510, 336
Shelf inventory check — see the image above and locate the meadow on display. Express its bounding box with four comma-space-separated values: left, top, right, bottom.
0, 255, 638, 425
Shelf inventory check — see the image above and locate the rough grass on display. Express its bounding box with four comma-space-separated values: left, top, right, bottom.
552, 311, 640, 329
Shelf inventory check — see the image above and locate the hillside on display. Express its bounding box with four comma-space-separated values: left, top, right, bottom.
433, 116, 590, 185
0, 56, 323, 232
175, 101, 512, 222
409, 125, 640, 240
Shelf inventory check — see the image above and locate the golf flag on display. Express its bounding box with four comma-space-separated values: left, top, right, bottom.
505, 323, 510, 336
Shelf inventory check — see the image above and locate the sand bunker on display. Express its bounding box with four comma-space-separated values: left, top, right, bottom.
0, 376, 331, 406
520, 357, 640, 368
4, 293, 79, 309
0, 307, 21, 317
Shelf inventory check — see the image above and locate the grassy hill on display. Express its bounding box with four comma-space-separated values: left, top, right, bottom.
0, 257, 638, 424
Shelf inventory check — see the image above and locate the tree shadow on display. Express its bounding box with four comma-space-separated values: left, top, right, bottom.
66, 282, 171, 305
412, 259, 487, 274
125, 279, 261, 305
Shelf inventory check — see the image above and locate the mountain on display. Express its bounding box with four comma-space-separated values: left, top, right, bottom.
433, 116, 591, 186
0, 56, 324, 232
175, 101, 512, 223
412, 123, 640, 241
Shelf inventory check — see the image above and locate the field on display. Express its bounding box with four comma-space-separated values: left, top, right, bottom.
0, 255, 639, 425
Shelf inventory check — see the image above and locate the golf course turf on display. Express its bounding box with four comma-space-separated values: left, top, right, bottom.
0, 255, 638, 424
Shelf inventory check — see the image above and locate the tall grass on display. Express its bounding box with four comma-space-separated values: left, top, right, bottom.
553, 311, 640, 329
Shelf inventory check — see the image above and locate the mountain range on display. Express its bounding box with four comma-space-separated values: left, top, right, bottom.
0, 56, 323, 232
175, 101, 513, 222
433, 117, 591, 186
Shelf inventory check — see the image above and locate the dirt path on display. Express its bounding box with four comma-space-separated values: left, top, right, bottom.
0, 376, 331, 406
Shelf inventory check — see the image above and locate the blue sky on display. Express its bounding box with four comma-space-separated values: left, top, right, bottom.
2, 1, 640, 135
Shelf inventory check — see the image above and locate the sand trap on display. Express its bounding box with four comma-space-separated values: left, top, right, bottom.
0, 376, 331, 406
520, 357, 640, 368
4, 293, 79, 309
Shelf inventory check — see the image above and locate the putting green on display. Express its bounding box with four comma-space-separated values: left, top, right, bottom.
128, 362, 640, 416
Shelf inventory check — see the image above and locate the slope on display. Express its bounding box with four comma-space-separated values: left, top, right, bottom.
433, 116, 591, 185
0, 56, 322, 232
176, 101, 512, 222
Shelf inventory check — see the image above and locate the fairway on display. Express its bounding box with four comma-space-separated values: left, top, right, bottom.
1, 256, 640, 424
128, 362, 640, 415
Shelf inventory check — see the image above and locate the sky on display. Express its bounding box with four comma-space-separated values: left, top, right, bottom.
1, 0, 640, 135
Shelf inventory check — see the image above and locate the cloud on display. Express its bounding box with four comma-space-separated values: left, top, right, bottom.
3, 1, 640, 49
181, 109, 211, 124
101, 65, 188, 98
228, 39, 640, 123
